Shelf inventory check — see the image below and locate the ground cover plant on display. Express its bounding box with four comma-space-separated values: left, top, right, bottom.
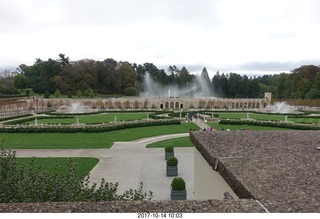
0, 122, 199, 149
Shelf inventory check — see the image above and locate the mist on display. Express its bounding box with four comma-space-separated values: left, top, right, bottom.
140, 72, 214, 97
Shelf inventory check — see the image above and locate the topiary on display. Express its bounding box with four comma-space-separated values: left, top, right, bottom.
166, 157, 178, 166
171, 177, 186, 190
165, 146, 174, 152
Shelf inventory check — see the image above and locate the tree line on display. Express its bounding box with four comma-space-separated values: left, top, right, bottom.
1, 54, 320, 101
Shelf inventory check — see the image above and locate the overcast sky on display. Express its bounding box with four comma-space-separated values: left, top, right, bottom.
1, 0, 320, 76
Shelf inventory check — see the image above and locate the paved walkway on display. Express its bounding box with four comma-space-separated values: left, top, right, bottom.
14, 119, 214, 200
15, 133, 194, 200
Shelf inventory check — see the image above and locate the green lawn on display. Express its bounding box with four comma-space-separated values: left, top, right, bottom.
217, 112, 286, 121
0, 122, 198, 149
27, 113, 151, 124
16, 157, 99, 179
215, 112, 320, 124
146, 136, 193, 148
146, 123, 291, 148
206, 122, 291, 131
290, 117, 320, 124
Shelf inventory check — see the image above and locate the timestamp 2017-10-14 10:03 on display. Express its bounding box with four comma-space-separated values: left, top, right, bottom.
137, 213, 183, 218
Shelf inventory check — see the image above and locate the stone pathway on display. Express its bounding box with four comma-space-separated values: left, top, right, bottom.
14, 120, 213, 200
15, 133, 194, 200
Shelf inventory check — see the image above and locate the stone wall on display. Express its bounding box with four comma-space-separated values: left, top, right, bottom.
0, 94, 271, 114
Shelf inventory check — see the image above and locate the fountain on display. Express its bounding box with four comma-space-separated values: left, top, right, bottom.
265, 102, 295, 114
285, 115, 288, 123
34, 118, 38, 126
76, 118, 79, 125
247, 113, 250, 120
115, 116, 117, 123
57, 101, 92, 113
140, 72, 214, 97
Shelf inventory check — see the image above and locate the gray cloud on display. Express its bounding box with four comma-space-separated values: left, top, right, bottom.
239, 60, 320, 72
1, 0, 320, 76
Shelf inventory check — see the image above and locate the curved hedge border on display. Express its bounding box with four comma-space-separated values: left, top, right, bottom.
0, 120, 181, 133
47, 110, 159, 116
218, 119, 320, 130
2, 116, 75, 125
0, 114, 33, 122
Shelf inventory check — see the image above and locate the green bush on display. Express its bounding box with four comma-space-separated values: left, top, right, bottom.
218, 119, 320, 130
0, 120, 181, 133
44, 90, 50, 99
0, 141, 153, 203
165, 146, 174, 153
166, 157, 178, 166
171, 177, 185, 190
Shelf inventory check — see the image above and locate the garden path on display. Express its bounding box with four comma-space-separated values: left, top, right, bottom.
14, 119, 212, 200
14, 132, 194, 200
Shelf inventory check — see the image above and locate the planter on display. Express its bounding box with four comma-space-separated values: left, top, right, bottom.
166, 165, 178, 176
165, 151, 174, 160
165, 146, 174, 160
171, 187, 187, 200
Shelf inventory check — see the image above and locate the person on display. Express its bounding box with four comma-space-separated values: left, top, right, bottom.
210, 127, 213, 131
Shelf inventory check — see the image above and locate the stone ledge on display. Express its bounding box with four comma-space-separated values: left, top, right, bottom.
0, 200, 265, 213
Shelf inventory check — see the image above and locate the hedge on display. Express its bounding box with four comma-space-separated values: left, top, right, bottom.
0, 114, 33, 122
0, 120, 181, 133
218, 119, 320, 130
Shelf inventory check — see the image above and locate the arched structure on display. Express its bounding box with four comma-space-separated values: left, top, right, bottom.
0, 93, 272, 115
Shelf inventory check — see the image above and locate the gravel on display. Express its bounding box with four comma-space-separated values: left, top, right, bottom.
0, 200, 265, 213
190, 130, 320, 213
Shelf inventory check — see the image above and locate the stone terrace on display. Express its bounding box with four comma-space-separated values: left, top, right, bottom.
190, 130, 320, 213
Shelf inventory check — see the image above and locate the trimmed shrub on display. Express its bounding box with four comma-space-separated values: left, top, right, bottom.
165, 146, 174, 153
171, 177, 186, 190
166, 157, 178, 166
0, 120, 182, 133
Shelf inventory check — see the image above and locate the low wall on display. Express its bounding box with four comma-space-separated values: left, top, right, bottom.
194, 148, 238, 200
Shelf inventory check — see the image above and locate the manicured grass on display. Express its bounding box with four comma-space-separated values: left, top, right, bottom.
146, 123, 291, 148
16, 157, 99, 179
290, 117, 320, 124
217, 113, 286, 121
214, 112, 320, 124
0, 122, 198, 149
27, 113, 151, 124
206, 122, 291, 131
146, 137, 193, 148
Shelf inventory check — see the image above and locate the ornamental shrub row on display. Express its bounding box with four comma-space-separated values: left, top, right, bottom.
0, 120, 181, 133
3, 116, 75, 125
0, 114, 33, 122
218, 119, 320, 130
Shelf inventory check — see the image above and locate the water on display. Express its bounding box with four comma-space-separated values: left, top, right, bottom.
57, 102, 91, 113
141, 72, 214, 97
265, 102, 295, 114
